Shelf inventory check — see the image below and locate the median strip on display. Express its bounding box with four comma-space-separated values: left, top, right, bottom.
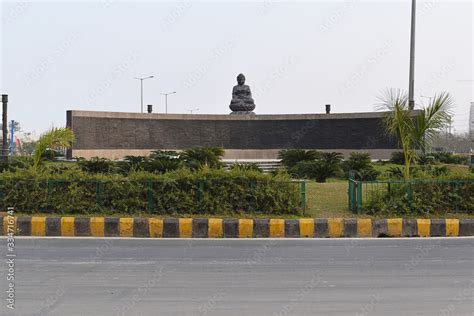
1, 216, 472, 238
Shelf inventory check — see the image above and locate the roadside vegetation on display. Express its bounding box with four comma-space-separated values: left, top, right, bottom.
1, 93, 473, 219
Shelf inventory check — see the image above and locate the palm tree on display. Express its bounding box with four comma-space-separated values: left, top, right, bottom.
181, 147, 224, 170
378, 89, 452, 179
33, 127, 75, 169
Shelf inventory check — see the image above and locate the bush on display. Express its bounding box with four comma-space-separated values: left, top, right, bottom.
229, 163, 262, 173
181, 147, 224, 170
435, 152, 468, 164
342, 152, 380, 181
0, 168, 302, 215
77, 157, 114, 174
290, 152, 342, 182
390, 151, 405, 165
278, 149, 319, 169
364, 179, 474, 216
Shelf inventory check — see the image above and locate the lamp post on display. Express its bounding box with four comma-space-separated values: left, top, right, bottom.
160, 91, 176, 114
408, 0, 416, 110
134, 76, 154, 113
187, 108, 199, 114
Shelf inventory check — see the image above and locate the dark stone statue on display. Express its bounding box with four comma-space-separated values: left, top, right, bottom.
229, 73, 256, 114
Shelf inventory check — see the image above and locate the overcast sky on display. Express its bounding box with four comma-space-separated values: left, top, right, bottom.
1, 0, 472, 136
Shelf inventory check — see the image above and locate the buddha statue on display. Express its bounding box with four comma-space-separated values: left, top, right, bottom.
229, 73, 256, 113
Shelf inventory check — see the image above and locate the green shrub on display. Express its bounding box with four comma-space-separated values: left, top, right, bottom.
229, 163, 262, 173
432, 152, 468, 165
278, 149, 319, 169
181, 147, 224, 170
77, 157, 114, 174
290, 152, 342, 182
342, 152, 380, 181
0, 168, 302, 215
142, 158, 182, 173
390, 151, 405, 165
364, 179, 474, 216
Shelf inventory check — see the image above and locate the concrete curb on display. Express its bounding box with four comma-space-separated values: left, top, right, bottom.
2, 217, 473, 238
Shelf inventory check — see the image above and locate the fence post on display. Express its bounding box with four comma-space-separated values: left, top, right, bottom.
95, 181, 102, 207
197, 180, 204, 202
0, 179, 3, 205
356, 181, 362, 215
147, 180, 153, 212
47, 180, 53, 210
406, 181, 413, 209
454, 181, 459, 212
300, 180, 306, 213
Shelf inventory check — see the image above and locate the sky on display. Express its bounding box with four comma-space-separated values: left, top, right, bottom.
1, 0, 473, 137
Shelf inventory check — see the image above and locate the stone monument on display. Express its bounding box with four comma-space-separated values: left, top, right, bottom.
229, 73, 256, 114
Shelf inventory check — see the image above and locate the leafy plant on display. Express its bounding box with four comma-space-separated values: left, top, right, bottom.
181, 147, 224, 170
229, 163, 262, 173
342, 152, 380, 180
378, 89, 453, 179
290, 152, 342, 182
77, 157, 114, 174
0, 168, 302, 215
278, 149, 319, 169
33, 127, 75, 169
390, 151, 405, 165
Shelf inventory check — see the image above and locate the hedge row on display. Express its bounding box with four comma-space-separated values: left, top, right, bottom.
364, 179, 474, 216
0, 168, 303, 216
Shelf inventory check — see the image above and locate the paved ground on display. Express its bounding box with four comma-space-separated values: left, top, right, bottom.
0, 238, 473, 316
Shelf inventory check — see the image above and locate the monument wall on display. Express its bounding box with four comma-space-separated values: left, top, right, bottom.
66, 110, 402, 160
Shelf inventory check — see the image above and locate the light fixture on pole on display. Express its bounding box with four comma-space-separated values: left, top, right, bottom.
160, 91, 176, 114
134, 75, 154, 113
408, 0, 416, 110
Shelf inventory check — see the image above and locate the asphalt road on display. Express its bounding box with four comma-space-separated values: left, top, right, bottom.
1, 238, 473, 316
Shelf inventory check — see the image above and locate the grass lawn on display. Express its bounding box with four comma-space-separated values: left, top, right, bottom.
304, 180, 474, 219
305, 181, 352, 218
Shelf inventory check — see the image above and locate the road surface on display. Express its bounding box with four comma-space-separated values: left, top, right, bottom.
1, 238, 473, 315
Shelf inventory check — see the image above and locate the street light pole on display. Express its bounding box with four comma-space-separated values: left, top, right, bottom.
160, 91, 176, 114
134, 76, 154, 113
408, 0, 416, 110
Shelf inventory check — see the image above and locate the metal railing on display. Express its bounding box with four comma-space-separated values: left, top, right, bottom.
348, 172, 473, 214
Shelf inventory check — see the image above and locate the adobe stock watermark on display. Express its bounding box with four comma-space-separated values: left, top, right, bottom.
5, 207, 15, 310
84, 51, 141, 105
274, 269, 322, 316
1, 1, 30, 26
115, 267, 167, 316
24, 31, 80, 87
338, 39, 393, 96
320, 0, 359, 33
161, 1, 192, 32
198, 289, 228, 316
181, 38, 236, 90
254, 55, 298, 100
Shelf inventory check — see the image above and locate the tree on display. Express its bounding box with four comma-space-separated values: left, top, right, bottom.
378, 89, 452, 179
33, 128, 75, 169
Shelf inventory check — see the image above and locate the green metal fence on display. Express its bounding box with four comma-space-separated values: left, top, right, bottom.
0, 178, 306, 215
348, 173, 473, 214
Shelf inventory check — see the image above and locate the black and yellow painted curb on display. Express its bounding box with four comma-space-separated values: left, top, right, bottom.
1, 216, 473, 238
